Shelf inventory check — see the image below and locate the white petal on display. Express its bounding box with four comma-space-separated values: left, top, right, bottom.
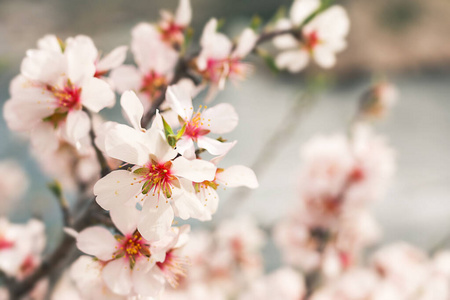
76, 226, 116, 261
65, 110, 91, 145
81, 77, 115, 112
102, 259, 132, 295
313, 46, 336, 68
172, 179, 206, 220
290, 0, 321, 25
102, 123, 150, 165
110, 206, 140, 236
65, 36, 97, 84
171, 156, 216, 182
197, 186, 219, 221
97, 46, 128, 72
175, 136, 195, 158
3, 99, 52, 132
21, 49, 65, 85
216, 165, 259, 188
132, 266, 165, 298
166, 85, 193, 120
37, 35, 61, 52
275, 49, 309, 73
197, 136, 236, 156
93, 170, 142, 210
200, 18, 218, 48
175, 0, 192, 26
131, 23, 178, 75
232, 28, 258, 58
110, 65, 142, 93
30, 122, 59, 154
120, 91, 144, 131
151, 131, 178, 163
138, 196, 174, 242
201, 103, 238, 134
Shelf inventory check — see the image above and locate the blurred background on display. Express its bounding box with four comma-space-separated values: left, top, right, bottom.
0, 0, 450, 268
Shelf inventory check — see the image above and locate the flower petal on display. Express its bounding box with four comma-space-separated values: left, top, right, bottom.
172, 179, 206, 220
138, 196, 174, 242
102, 259, 132, 295
120, 91, 144, 131
313, 46, 336, 68
37, 35, 61, 52
290, 0, 321, 26
166, 85, 193, 120
97, 46, 128, 72
110, 205, 140, 236
110, 65, 142, 93
171, 156, 216, 182
275, 49, 309, 73
175, 0, 192, 26
232, 28, 258, 59
201, 103, 238, 134
216, 165, 259, 188
76, 226, 116, 261
197, 136, 237, 157
20, 49, 65, 85
132, 265, 165, 298
81, 77, 115, 112
93, 170, 142, 210
102, 123, 150, 165
65, 110, 91, 146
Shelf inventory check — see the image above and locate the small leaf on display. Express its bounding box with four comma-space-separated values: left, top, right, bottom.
133, 167, 149, 176
250, 15, 262, 31
167, 135, 177, 148
176, 123, 187, 139
162, 116, 174, 137
142, 180, 152, 195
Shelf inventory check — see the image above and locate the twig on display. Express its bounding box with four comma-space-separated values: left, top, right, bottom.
48, 180, 72, 227
84, 109, 111, 177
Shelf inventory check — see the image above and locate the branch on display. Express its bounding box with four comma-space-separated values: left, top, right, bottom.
84, 109, 111, 177
48, 180, 72, 227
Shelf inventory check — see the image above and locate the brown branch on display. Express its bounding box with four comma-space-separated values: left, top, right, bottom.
84, 109, 111, 177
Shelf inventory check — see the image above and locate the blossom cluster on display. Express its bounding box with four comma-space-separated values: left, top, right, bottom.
9, 0, 448, 299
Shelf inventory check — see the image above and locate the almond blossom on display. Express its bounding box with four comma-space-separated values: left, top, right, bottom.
75, 204, 191, 298
195, 19, 258, 101
0, 218, 45, 279
94, 91, 216, 241
158, 0, 192, 47
111, 23, 179, 111
166, 85, 238, 158
0, 160, 28, 213
239, 267, 305, 300
3, 34, 115, 149
274, 0, 350, 72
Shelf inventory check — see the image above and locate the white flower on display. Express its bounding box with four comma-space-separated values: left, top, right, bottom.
196, 19, 257, 100
158, 0, 192, 46
76, 210, 190, 298
166, 85, 239, 158
274, 0, 350, 72
239, 268, 305, 300
0, 218, 46, 279
3, 35, 115, 148
94, 91, 216, 241
0, 160, 28, 213
111, 23, 179, 111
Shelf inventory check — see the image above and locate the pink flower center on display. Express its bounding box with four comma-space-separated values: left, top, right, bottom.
0, 237, 14, 250
114, 232, 150, 268
140, 71, 167, 100
136, 160, 177, 198
160, 22, 185, 45
156, 249, 189, 288
305, 30, 320, 51
48, 81, 82, 111
202, 58, 246, 84
183, 106, 211, 140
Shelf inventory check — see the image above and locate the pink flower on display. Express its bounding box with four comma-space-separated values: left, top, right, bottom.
274, 0, 350, 72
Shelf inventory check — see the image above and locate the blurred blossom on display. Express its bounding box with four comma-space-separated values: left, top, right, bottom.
238, 267, 305, 300
0, 160, 28, 213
